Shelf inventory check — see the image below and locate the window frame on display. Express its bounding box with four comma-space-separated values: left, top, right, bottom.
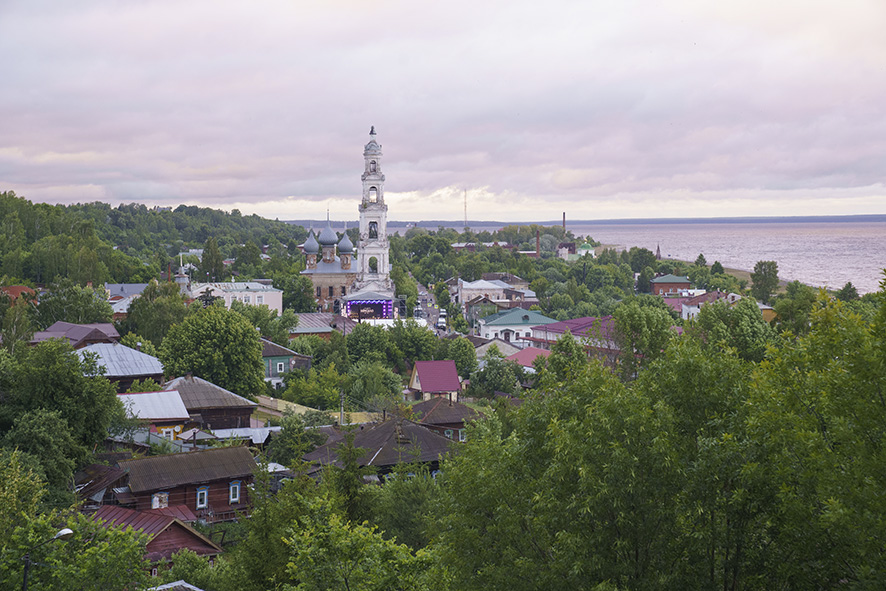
229, 480, 241, 504
277, 362, 285, 374
196, 486, 209, 509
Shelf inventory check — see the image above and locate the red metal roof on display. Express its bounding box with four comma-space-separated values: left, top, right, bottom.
505, 347, 551, 368
92, 505, 221, 561
413, 360, 461, 393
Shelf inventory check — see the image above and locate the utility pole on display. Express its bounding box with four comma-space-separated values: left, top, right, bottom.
464, 189, 467, 230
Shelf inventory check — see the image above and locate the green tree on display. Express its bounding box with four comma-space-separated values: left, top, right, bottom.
1, 295, 36, 354
198, 236, 225, 282
750, 260, 779, 303
118, 332, 158, 357
275, 274, 317, 313
231, 299, 299, 346
694, 253, 707, 267
347, 323, 392, 366
284, 363, 343, 410
835, 281, 859, 301
123, 279, 189, 347
710, 261, 725, 275
773, 281, 818, 335
234, 240, 262, 273
447, 336, 478, 379
34, 279, 112, 329
467, 346, 523, 397
159, 303, 265, 398
388, 320, 436, 367
613, 301, 673, 380
284, 496, 430, 591
346, 360, 401, 411
688, 297, 776, 363
368, 462, 440, 550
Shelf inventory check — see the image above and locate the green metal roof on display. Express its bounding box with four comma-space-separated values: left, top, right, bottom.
650, 274, 691, 283
479, 308, 557, 327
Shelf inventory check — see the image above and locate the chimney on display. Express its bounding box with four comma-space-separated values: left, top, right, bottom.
562, 212, 566, 233
536, 230, 540, 257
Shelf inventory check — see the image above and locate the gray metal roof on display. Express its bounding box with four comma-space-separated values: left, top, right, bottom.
119, 390, 189, 421
78, 343, 164, 378
163, 375, 256, 410
212, 427, 282, 445
105, 283, 149, 298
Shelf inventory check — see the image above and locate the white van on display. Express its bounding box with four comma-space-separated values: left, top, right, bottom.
436, 317, 447, 329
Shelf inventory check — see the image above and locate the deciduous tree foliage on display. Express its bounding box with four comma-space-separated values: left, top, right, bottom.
750, 260, 779, 303
159, 303, 265, 398
34, 279, 112, 329
122, 278, 190, 346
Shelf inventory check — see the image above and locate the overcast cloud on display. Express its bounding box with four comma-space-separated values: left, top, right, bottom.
1, 0, 885, 222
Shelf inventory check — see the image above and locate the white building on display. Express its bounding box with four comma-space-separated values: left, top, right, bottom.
455, 279, 507, 306
476, 308, 558, 346
189, 282, 284, 315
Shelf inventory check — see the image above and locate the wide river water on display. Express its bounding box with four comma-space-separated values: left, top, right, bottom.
567, 221, 886, 294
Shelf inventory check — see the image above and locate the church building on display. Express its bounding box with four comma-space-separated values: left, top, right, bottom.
301, 127, 396, 318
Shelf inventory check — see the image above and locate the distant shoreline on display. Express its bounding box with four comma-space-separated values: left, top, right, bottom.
286, 213, 886, 228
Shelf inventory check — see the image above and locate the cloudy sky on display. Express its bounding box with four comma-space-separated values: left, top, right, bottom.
2, 0, 884, 222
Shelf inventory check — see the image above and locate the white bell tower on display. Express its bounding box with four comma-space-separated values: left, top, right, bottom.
354, 126, 393, 291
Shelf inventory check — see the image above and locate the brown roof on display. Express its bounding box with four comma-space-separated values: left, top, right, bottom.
0, 285, 36, 300
412, 398, 481, 425
412, 360, 461, 393
31, 321, 119, 348
260, 337, 309, 359
163, 375, 257, 410
74, 464, 126, 501
119, 447, 257, 493
303, 419, 453, 470
92, 505, 221, 561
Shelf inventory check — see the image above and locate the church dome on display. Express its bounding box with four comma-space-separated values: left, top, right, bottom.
579, 241, 593, 251
318, 223, 339, 246
303, 231, 319, 254
338, 232, 354, 254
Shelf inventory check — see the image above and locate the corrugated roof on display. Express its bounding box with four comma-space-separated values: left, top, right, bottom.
148, 581, 207, 591
93, 505, 221, 561
531, 316, 616, 340
303, 419, 453, 469
506, 347, 552, 367
119, 391, 189, 421
120, 447, 257, 493
413, 360, 461, 393
105, 283, 149, 298
163, 375, 256, 410
213, 427, 281, 445
32, 321, 119, 347
412, 398, 481, 425
260, 337, 304, 358
78, 343, 163, 377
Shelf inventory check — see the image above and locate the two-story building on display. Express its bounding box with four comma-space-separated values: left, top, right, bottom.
475, 308, 558, 345
188, 282, 283, 315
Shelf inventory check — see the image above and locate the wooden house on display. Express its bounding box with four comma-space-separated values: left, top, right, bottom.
260, 337, 311, 389
92, 505, 222, 566
407, 360, 462, 402
411, 397, 481, 442
163, 374, 256, 429
115, 447, 257, 523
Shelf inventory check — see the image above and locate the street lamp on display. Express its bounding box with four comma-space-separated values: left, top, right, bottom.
22, 528, 73, 591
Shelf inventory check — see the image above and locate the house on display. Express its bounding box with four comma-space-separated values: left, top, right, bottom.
163, 375, 257, 430
408, 360, 462, 402
476, 308, 558, 345
505, 346, 551, 371
524, 316, 620, 365
303, 418, 453, 476
261, 337, 311, 389
650, 274, 692, 296
411, 397, 481, 442
474, 337, 521, 359
105, 283, 150, 320
464, 295, 509, 329
31, 321, 120, 349
118, 390, 190, 439
681, 290, 728, 320
92, 505, 222, 565
481, 272, 529, 290
115, 447, 257, 522
290, 312, 357, 339
188, 282, 283, 315
78, 342, 165, 393
455, 279, 507, 306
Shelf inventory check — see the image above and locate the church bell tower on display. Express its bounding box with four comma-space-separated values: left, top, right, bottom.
354, 126, 392, 290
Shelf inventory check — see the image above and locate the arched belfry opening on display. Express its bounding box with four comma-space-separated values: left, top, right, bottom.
369, 187, 378, 203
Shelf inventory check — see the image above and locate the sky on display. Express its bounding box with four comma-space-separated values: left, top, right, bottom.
1, 0, 885, 223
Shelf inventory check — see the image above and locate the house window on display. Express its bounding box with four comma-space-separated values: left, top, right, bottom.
160, 428, 174, 440
229, 481, 241, 504
341, 286, 346, 296
151, 567, 158, 577
444, 429, 454, 439
277, 362, 285, 374
257, 295, 264, 304
316, 286, 321, 298
243, 295, 251, 304
196, 486, 209, 509
458, 429, 467, 442
151, 492, 169, 509
328, 286, 334, 297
